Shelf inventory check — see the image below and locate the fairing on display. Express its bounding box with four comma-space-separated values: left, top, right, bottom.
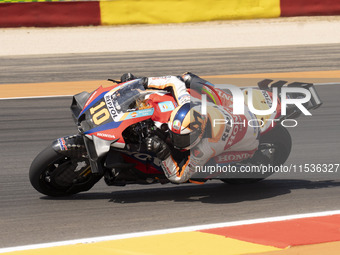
70, 79, 177, 174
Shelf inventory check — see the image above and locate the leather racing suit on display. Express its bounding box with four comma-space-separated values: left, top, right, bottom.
145, 75, 260, 184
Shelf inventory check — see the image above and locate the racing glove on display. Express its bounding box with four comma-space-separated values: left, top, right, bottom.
145, 136, 171, 161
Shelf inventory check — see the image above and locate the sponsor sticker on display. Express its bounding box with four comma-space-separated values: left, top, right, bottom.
161, 160, 173, 177
96, 133, 116, 139
58, 138, 68, 151
262, 90, 273, 107
193, 148, 203, 158
149, 76, 172, 81
158, 101, 175, 112
216, 152, 253, 163
104, 95, 118, 119
178, 94, 190, 105
173, 119, 181, 130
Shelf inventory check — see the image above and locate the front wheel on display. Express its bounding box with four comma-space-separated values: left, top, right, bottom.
29, 146, 102, 196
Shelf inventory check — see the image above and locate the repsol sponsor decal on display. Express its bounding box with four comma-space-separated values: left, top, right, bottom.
104, 95, 118, 119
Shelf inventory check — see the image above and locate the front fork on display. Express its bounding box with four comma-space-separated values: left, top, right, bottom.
51, 134, 104, 174
51, 134, 103, 193
52, 134, 128, 176
51, 134, 86, 158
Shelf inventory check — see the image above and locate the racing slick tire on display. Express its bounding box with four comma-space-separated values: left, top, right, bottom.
222, 125, 292, 184
29, 146, 102, 197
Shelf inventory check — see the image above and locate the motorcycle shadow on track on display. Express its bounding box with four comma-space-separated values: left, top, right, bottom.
40, 179, 340, 204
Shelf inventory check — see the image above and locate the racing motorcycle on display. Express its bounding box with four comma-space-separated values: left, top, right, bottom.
29, 74, 322, 196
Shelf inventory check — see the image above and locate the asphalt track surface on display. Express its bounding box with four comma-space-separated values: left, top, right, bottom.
0, 44, 340, 248
2, 43, 340, 84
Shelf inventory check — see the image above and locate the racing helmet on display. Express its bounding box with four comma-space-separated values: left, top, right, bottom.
168, 103, 207, 150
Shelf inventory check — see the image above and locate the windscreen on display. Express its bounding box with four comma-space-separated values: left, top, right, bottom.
106, 79, 146, 113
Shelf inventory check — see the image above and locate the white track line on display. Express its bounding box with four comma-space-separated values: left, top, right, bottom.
1, 209, 340, 253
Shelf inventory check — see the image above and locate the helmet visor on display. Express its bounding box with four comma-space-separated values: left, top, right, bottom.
170, 129, 200, 149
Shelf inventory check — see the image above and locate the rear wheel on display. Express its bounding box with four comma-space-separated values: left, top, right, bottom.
29, 146, 102, 196
222, 125, 292, 184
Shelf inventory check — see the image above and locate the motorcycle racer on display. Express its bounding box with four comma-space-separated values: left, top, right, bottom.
121, 73, 260, 184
